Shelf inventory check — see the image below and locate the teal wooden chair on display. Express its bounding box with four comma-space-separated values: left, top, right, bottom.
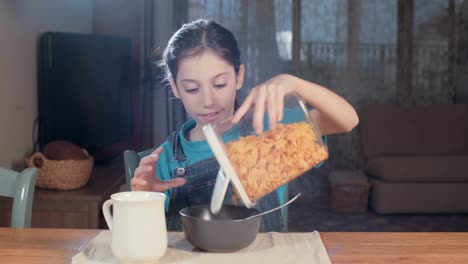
123, 149, 155, 191
123, 149, 289, 231
0, 167, 37, 228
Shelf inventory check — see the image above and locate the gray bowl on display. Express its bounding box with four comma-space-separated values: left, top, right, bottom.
179, 205, 261, 252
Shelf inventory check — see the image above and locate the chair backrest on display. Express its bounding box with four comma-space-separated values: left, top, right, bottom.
123, 148, 289, 231
0, 167, 37, 228
360, 104, 468, 159
123, 149, 155, 191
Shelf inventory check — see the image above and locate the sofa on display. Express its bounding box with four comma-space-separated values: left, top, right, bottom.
360, 104, 468, 214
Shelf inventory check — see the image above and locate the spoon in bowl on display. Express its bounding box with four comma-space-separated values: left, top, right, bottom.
245, 193, 301, 220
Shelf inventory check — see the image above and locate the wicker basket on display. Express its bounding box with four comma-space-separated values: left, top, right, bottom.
26, 149, 94, 190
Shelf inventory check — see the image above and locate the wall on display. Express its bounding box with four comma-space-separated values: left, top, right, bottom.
91, 0, 146, 160
0, 0, 93, 168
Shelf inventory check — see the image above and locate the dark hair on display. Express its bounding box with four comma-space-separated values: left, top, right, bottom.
160, 19, 241, 81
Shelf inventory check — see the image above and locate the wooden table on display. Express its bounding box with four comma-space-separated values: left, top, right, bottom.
1, 228, 468, 263
0, 228, 99, 264
321, 232, 468, 263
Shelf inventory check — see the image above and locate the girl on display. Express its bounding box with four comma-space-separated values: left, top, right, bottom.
131, 19, 359, 232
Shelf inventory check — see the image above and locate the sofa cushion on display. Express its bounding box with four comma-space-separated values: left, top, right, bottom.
368, 178, 468, 214
360, 104, 468, 159
366, 156, 468, 182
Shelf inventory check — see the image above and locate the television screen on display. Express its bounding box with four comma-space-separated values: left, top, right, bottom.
38, 32, 133, 155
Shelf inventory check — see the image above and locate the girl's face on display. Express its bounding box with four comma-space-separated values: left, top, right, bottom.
170, 49, 244, 127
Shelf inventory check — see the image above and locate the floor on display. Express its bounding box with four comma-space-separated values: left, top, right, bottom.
287, 168, 468, 232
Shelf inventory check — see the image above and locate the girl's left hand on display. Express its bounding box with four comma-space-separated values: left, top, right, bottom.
232, 74, 297, 134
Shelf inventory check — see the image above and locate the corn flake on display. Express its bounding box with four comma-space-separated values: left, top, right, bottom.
226, 122, 328, 202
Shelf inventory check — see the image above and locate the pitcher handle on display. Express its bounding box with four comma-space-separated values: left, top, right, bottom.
102, 199, 113, 231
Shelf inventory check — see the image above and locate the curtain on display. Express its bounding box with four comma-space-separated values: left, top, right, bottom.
150, 0, 190, 146
458, 0, 468, 102
187, 0, 291, 100
298, 0, 463, 168
149, 0, 466, 168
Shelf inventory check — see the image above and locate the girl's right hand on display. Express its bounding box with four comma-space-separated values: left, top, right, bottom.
130, 147, 187, 192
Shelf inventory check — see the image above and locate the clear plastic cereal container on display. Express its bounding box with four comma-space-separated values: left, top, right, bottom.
203, 92, 328, 213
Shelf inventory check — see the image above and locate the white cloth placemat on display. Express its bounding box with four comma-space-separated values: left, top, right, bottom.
72, 231, 331, 264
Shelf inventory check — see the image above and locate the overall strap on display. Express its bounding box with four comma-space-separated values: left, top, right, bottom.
169, 131, 187, 163
168, 131, 188, 177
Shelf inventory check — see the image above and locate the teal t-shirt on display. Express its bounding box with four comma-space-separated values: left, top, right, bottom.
155, 107, 327, 210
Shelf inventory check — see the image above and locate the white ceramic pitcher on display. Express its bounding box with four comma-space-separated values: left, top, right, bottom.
102, 191, 167, 262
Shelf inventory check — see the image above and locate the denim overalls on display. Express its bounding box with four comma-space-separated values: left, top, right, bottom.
165, 131, 284, 232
